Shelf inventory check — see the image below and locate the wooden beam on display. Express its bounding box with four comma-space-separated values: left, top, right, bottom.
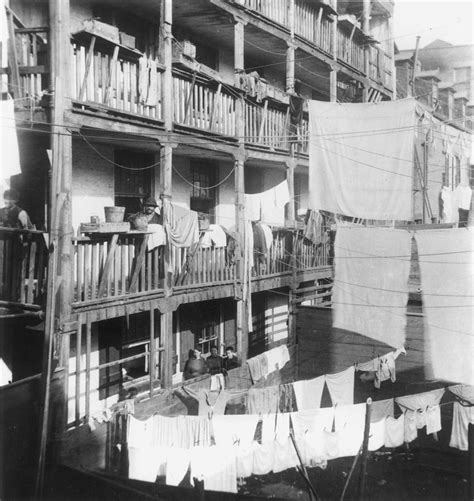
129, 234, 149, 293
97, 234, 119, 297
78, 35, 96, 101
160, 311, 173, 388
149, 304, 155, 396
85, 316, 91, 419
104, 45, 119, 106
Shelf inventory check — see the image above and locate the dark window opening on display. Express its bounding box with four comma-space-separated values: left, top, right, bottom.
189, 161, 217, 222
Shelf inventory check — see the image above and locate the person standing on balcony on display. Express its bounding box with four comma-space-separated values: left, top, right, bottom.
0, 189, 33, 229
206, 345, 224, 375
222, 346, 240, 373
183, 348, 209, 381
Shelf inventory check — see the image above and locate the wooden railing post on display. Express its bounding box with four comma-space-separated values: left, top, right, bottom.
362, 0, 371, 101
234, 16, 246, 87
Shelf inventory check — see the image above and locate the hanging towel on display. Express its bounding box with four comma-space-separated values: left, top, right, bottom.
426, 405, 442, 434
247, 385, 280, 415
368, 419, 386, 451
370, 398, 395, 422
415, 228, 474, 385
308, 98, 415, 220
166, 447, 191, 487
293, 376, 325, 411
128, 446, 167, 482
244, 193, 262, 221
0, 99, 22, 184
146, 58, 158, 106
163, 200, 200, 248
439, 187, 457, 224
260, 180, 290, 226
335, 403, 366, 457
385, 414, 405, 448
333, 225, 411, 349
403, 411, 418, 443
449, 401, 474, 451
325, 366, 355, 406
147, 224, 166, 250
261, 413, 290, 443
252, 442, 275, 475
190, 446, 238, 493
212, 415, 260, 449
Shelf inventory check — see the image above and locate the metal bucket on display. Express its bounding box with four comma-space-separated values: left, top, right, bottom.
104, 206, 125, 223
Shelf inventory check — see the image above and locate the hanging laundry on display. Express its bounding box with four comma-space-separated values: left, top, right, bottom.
147, 224, 166, 251
209, 373, 225, 391
439, 186, 457, 224
448, 384, 474, 405
335, 403, 366, 457
166, 447, 191, 487
308, 98, 416, 220
357, 348, 406, 388
200, 224, 228, 248
212, 414, 259, 449
454, 184, 472, 211
333, 225, 411, 349
253, 442, 275, 475
368, 419, 386, 452
128, 445, 167, 482
279, 382, 298, 412
247, 385, 280, 415
415, 228, 474, 385
162, 200, 200, 248
403, 411, 418, 443
246, 352, 269, 383
426, 405, 442, 435
236, 444, 257, 478
449, 401, 474, 451
0, 99, 22, 185
260, 180, 290, 226
303, 210, 324, 246
244, 193, 262, 221
370, 398, 395, 422
292, 375, 325, 411
260, 223, 273, 250
323, 430, 341, 459
265, 345, 291, 375
253, 222, 268, 269
190, 446, 238, 493
176, 387, 247, 417
273, 437, 299, 473
261, 413, 290, 443
146, 58, 158, 106
325, 366, 355, 406
385, 414, 405, 448
395, 388, 445, 414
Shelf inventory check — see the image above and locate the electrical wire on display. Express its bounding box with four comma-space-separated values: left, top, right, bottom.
172, 164, 236, 190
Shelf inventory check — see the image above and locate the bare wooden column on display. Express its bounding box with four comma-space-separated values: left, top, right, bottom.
330, 0, 338, 102
362, 0, 371, 102
160, 310, 173, 388
234, 17, 246, 86
286, 156, 296, 224
286, 0, 295, 94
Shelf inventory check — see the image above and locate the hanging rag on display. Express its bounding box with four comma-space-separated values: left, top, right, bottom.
449, 401, 474, 451
212, 414, 260, 449
147, 224, 166, 251
128, 445, 167, 482
166, 447, 191, 487
368, 419, 386, 451
333, 225, 411, 349
357, 348, 405, 388
303, 210, 324, 245
415, 228, 474, 385
384, 414, 405, 448
0, 99, 22, 184
247, 385, 280, 415
279, 382, 298, 412
308, 98, 416, 220
261, 413, 290, 443
292, 375, 325, 411
190, 446, 238, 493
335, 403, 366, 457
325, 366, 355, 406
370, 398, 395, 423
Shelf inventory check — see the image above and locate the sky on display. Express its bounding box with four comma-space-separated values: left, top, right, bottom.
393, 0, 473, 50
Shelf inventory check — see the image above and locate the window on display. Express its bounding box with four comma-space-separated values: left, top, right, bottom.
190, 161, 216, 220
454, 67, 470, 84
114, 150, 154, 216
194, 41, 218, 70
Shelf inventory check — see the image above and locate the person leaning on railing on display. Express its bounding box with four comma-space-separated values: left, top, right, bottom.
0, 189, 34, 229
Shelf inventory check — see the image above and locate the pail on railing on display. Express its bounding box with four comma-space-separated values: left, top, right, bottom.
104, 206, 125, 223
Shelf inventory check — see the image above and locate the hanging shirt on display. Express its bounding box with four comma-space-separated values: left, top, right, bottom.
177, 387, 247, 417
385, 414, 405, 448
212, 414, 260, 449
325, 366, 355, 406
292, 376, 325, 411
357, 349, 405, 389
426, 405, 442, 435
449, 401, 474, 451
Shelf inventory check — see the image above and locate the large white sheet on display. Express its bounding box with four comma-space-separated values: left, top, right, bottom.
308, 99, 416, 220
333, 225, 411, 348
415, 228, 474, 385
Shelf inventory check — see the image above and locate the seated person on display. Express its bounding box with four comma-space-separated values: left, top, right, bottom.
222, 346, 240, 373
0, 189, 33, 229
128, 196, 162, 225
183, 348, 209, 380
206, 345, 223, 375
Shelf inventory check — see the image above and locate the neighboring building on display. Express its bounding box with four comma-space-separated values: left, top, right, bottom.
0, 0, 399, 496
395, 42, 472, 224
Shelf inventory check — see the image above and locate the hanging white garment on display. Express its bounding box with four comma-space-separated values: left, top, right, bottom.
308, 98, 416, 220
415, 228, 474, 385
0, 99, 22, 184
325, 366, 355, 406
333, 225, 411, 349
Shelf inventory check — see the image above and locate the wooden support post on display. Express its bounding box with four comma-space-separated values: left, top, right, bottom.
362, 0, 371, 102
236, 299, 248, 364
85, 316, 91, 420
160, 311, 173, 388
330, 0, 338, 102
286, 155, 296, 225
468, 422, 474, 501
286, 43, 295, 95
358, 397, 372, 501
6, 8, 21, 99
149, 305, 155, 397
234, 18, 245, 86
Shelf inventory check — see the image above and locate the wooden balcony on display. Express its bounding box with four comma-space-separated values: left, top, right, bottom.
369, 47, 392, 89
337, 25, 364, 73
70, 37, 163, 120
294, 0, 333, 54
245, 100, 290, 151
0, 229, 48, 309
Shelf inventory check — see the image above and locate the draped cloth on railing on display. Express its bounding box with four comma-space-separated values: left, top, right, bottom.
415, 228, 474, 385
333, 224, 411, 349
308, 98, 416, 220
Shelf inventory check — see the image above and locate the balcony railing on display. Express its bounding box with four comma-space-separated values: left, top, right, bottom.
245, 100, 290, 150
294, 0, 333, 54
369, 47, 392, 89
242, 0, 289, 27
173, 73, 236, 136
0, 229, 47, 307
71, 39, 162, 120
337, 26, 364, 72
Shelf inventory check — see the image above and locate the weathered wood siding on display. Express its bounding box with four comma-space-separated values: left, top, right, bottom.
296, 306, 426, 382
